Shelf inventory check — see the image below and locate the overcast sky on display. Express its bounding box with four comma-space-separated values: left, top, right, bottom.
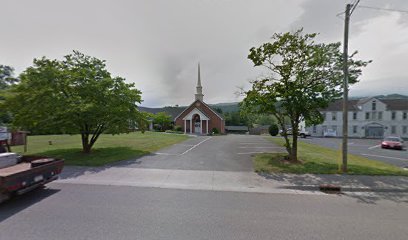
1, 0, 408, 107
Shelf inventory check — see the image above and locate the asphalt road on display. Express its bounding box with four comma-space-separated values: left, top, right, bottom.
115, 135, 285, 171
298, 137, 408, 167
1, 135, 407, 240
1, 184, 407, 240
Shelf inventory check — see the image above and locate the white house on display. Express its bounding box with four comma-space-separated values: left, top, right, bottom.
306, 97, 408, 138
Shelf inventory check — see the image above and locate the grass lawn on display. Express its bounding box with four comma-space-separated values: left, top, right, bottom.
253, 137, 408, 176
11, 132, 189, 166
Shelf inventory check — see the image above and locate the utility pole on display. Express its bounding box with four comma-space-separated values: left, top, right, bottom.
341, 3, 351, 173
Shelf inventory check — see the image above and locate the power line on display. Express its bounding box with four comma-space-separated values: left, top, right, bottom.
358, 5, 408, 14
350, 0, 361, 15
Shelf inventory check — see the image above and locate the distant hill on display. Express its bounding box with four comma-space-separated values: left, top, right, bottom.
350, 94, 408, 100
208, 102, 240, 113
373, 94, 408, 99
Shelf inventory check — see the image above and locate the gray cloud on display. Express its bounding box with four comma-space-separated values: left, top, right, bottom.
0, 0, 407, 107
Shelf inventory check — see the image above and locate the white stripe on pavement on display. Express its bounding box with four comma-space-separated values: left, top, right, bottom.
239, 147, 285, 149
361, 153, 408, 161
368, 145, 381, 150
180, 137, 212, 155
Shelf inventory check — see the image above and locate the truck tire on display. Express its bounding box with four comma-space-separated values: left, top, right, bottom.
300, 133, 306, 138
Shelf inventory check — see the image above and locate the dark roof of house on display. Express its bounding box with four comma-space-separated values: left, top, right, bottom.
321, 99, 360, 111
321, 98, 408, 111
382, 99, 408, 111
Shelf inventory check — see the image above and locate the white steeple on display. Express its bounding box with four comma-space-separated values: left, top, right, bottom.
195, 63, 204, 101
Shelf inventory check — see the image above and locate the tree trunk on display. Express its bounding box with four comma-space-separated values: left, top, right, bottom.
81, 133, 91, 154
274, 113, 292, 155
289, 121, 299, 162
290, 134, 298, 162
80, 124, 105, 154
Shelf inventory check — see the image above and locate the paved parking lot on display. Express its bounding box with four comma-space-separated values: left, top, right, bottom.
115, 135, 286, 172
298, 137, 408, 168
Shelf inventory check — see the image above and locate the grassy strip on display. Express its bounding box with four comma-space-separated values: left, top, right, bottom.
11, 132, 189, 166
253, 137, 408, 176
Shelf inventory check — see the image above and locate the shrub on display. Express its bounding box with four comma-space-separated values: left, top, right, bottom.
212, 128, 219, 134
268, 124, 279, 136
174, 125, 182, 132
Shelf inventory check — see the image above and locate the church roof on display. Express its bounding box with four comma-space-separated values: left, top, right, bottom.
173, 99, 224, 121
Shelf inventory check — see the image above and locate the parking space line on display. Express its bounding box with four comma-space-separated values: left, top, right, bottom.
361, 154, 408, 161
239, 142, 271, 144
368, 145, 381, 150
239, 147, 285, 149
180, 137, 212, 155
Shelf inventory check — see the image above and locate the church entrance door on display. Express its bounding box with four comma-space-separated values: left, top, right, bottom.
193, 114, 201, 134
194, 122, 201, 134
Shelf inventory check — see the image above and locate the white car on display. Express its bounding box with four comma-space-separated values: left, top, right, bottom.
323, 129, 337, 137
280, 128, 310, 138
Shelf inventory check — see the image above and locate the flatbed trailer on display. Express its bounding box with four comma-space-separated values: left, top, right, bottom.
0, 155, 64, 203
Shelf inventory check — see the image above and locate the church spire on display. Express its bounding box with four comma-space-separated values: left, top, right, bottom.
195, 63, 204, 101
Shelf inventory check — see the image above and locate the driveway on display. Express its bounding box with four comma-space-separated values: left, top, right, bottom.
115, 134, 285, 172
57, 135, 291, 194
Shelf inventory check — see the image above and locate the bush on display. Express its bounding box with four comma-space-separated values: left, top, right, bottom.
174, 125, 182, 132
212, 128, 219, 134
268, 124, 279, 136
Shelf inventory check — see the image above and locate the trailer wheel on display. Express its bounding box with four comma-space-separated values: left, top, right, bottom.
0, 145, 6, 153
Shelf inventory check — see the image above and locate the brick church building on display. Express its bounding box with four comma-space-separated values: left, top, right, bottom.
174, 64, 225, 134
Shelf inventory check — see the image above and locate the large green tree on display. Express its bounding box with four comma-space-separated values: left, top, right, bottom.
0, 65, 18, 124
6, 51, 144, 153
242, 29, 370, 162
152, 112, 172, 131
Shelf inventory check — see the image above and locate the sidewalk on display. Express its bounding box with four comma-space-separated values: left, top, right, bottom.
259, 173, 408, 192
57, 166, 408, 195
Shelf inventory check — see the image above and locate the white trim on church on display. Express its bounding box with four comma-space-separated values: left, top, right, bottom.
182, 107, 210, 134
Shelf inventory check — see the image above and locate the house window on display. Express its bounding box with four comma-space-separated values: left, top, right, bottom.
353, 126, 357, 134
372, 112, 377, 120
391, 112, 396, 120
313, 125, 317, 133
372, 101, 376, 111
378, 111, 383, 120
322, 112, 326, 121
322, 125, 327, 132
353, 112, 357, 120
332, 112, 337, 121
365, 112, 370, 120
403, 112, 407, 120
391, 126, 396, 134
403, 126, 407, 134
332, 125, 337, 132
